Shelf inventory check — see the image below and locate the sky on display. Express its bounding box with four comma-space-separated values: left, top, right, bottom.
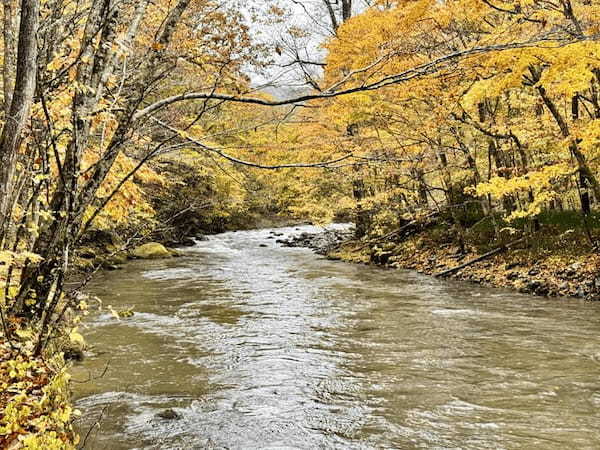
247, 0, 332, 97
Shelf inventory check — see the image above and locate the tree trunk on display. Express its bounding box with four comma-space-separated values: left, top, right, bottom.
435, 237, 525, 278
571, 94, 592, 214
353, 184, 368, 238
409, 167, 428, 208
322, 0, 338, 32
322, 0, 352, 33
0, 0, 40, 244
489, 139, 514, 214
2, 0, 18, 115
538, 85, 600, 207
341, 0, 352, 22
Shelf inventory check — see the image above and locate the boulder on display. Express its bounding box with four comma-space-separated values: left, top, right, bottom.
131, 243, 173, 259
535, 283, 550, 297
165, 237, 195, 247
523, 279, 550, 296
64, 328, 87, 361
371, 250, 393, 265
156, 408, 182, 420
506, 271, 520, 281
167, 248, 183, 257
118, 309, 135, 318
63, 346, 85, 361
565, 262, 582, 278
81, 229, 123, 246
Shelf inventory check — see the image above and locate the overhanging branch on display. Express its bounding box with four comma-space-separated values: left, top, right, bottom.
151, 117, 353, 169
132, 35, 588, 121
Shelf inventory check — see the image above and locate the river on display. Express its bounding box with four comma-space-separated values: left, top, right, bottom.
72, 225, 600, 449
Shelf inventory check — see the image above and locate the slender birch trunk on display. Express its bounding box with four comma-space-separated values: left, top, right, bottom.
0, 0, 39, 244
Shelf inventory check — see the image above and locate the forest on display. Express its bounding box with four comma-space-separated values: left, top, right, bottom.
1, 0, 600, 448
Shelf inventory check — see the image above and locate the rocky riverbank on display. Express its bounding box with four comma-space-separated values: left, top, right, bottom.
276, 227, 355, 255
73, 217, 310, 273
279, 227, 600, 302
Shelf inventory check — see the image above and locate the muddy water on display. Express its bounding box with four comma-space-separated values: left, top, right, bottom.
72, 225, 600, 449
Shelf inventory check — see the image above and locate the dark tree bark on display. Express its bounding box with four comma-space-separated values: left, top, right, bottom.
2, 0, 18, 115
571, 94, 591, 214
0, 0, 40, 244
321, 0, 352, 33
413, 167, 429, 208
534, 80, 600, 209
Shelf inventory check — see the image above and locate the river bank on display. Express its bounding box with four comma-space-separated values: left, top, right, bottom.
0, 333, 78, 448
279, 225, 600, 301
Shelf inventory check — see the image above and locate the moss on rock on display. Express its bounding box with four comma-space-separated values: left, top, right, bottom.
131, 243, 173, 259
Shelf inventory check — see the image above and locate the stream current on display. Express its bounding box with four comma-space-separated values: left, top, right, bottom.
72, 225, 600, 449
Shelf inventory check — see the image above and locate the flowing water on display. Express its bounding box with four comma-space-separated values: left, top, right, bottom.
72, 225, 600, 449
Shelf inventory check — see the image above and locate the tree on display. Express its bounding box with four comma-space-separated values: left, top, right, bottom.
0, 0, 39, 242
2, 0, 265, 322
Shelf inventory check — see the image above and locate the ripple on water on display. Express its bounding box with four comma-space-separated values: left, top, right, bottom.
74, 224, 600, 450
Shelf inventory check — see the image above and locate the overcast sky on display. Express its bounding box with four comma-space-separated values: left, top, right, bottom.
247, 1, 330, 97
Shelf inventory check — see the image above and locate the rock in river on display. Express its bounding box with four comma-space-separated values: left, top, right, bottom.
131, 243, 173, 259
156, 409, 182, 420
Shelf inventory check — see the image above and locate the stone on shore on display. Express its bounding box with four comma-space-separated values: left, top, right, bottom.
277, 228, 354, 255
131, 242, 173, 259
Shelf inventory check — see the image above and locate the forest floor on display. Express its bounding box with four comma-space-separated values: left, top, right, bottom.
0, 329, 78, 448
281, 213, 600, 301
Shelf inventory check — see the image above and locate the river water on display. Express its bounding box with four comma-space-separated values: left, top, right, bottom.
72, 225, 600, 449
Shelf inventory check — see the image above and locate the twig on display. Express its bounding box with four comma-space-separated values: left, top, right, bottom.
71, 358, 111, 383
78, 403, 110, 450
